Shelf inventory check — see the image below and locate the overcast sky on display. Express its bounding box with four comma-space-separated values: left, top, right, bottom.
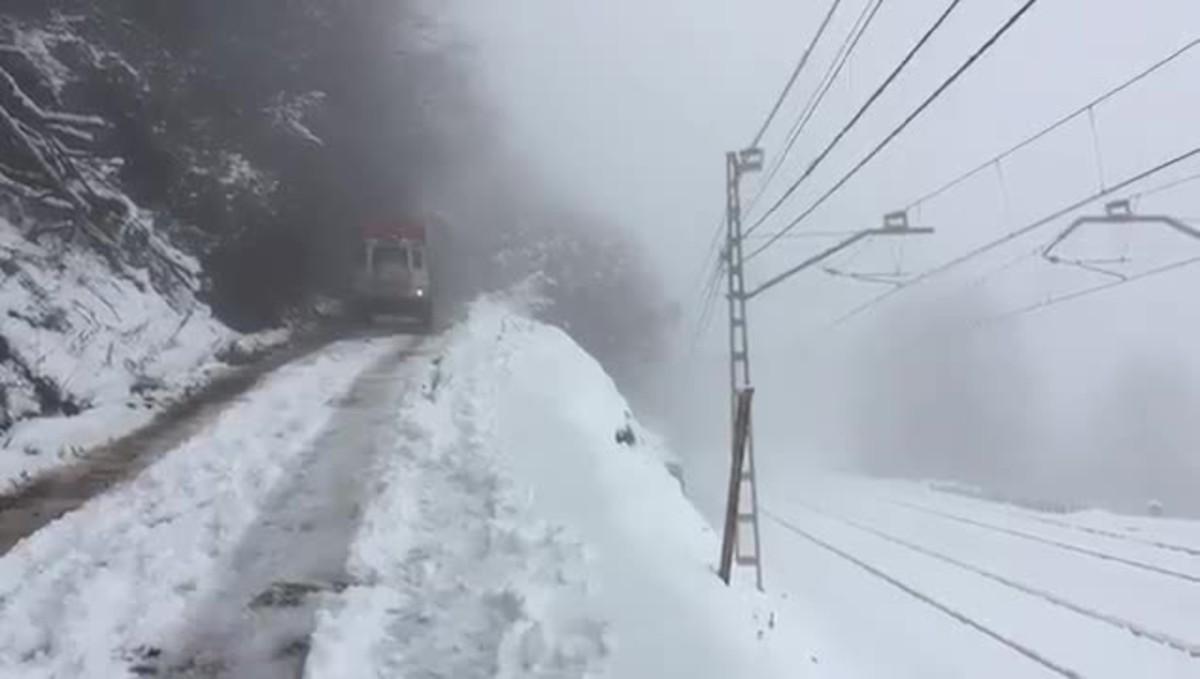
446, 1, 1200, 517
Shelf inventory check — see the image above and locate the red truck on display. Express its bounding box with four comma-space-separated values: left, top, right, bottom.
352, 217, 434, 331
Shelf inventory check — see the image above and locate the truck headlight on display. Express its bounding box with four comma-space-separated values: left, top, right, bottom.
415, 288, 425, 297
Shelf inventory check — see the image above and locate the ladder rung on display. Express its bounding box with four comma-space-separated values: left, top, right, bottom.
737, 513, 757, 522
731, 317, 745, 327
732, 351, 747, 362
736, 556, 759, 566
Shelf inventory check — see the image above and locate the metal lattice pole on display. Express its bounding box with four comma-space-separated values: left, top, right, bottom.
718, 149, 764, 590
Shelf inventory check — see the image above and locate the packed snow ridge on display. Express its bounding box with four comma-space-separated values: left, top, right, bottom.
0, 294, 805, 678
307, 296, 797, 678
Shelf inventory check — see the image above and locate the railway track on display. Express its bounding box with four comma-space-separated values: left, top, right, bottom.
775, 502, 1200, 658
884, 499, 1200, 585
766, 498, 1200, 678
926, 487, 1200, 556
936, 497, 1200, 558
765, 509, 1081, 678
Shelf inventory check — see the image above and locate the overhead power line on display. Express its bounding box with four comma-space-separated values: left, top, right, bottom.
1130, 168, 1200, 204
989, 255, 1200, 322
808, 35, 1200, 331
694, 211, 726, 291
961, 245, 1041, 291
750, 0, 846, 148
693, 253, 726, 337
687, 212, 730, 348
746, 0, 968, 236
746, 229, 876, 239
905, 36, 1200, 213
748, 0, 1041, 261
826, 143, 1200, 329
693, 0, 847, 346
746, 0, 886, 219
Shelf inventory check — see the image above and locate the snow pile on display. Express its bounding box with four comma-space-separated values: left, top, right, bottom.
308, 297, 801, 678
216, 327, 293, 366
0, 218, 234, 487
0, 339, 396, 678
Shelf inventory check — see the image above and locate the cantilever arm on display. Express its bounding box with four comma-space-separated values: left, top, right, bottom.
746, 227, 933, 300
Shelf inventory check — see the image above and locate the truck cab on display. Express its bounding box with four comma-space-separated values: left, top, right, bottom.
353, 219, 434, 331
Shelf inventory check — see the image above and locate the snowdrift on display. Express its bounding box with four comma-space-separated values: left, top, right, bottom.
308, 297, 802, 678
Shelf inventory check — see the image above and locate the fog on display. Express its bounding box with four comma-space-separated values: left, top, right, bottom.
8, 4, 1200, 669
448, 0, 1200, 521
13, 0, 1196, 521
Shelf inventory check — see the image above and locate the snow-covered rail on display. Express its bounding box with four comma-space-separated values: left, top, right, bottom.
885, 500, 1200, 585
941, 501, 1200, 558
779, 502, 1200, 659
764, 508, 1082, 678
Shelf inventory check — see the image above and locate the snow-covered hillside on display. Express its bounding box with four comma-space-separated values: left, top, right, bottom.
0, 217, 232, 489
0, 16, 249, 489
0, 296, 815, 678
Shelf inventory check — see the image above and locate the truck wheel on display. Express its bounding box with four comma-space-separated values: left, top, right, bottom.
352, 300, 373, 326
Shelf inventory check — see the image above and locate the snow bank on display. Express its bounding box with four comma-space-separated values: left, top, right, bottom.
308, 297, 804, 678
0, 218, 233, 488
0, 339, 395, 678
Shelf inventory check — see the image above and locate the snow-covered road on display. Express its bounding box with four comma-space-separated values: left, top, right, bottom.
0, 335, 416, 677
156, 342, 420, 676
762, 474, 1200, 678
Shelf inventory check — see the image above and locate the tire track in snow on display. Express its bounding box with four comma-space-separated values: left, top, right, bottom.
142, 344, 418, 678
780, 502, 1200, 659
886, 500, 1200, 585
763, 509, 1081, 678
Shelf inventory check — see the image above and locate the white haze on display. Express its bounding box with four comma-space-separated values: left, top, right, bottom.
447, 1, 1200, 521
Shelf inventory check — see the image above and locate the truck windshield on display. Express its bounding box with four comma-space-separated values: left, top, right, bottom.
373, 245, 408, 272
